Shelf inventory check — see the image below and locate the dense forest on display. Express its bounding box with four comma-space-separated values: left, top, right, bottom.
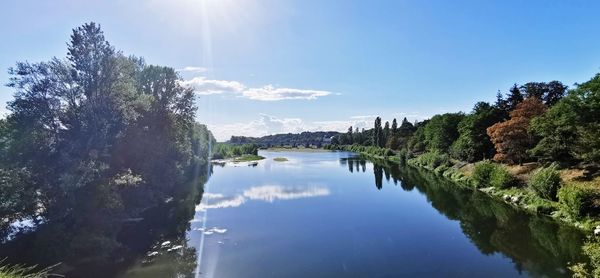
0, 23, 215, 276
327, 76, 600, 275
228, 131, 339, 148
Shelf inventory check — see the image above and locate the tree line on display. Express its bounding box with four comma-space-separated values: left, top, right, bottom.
329, 78, 600, 168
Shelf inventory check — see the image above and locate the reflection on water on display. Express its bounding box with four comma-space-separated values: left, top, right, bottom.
243, 185, 330, 202
343, 156, 586, 277
0, 151, 587, 277
130, 151, 586, 277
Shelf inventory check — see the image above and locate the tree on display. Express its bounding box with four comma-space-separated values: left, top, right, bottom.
451, 102, 504, 162
346, 126, 354, 144
423, 113, 465, 152
506, 84, 524, 111
1, 22, 214, 265
487, 97, 546, 165
383, 121, 390, 145
373, 117, 384, 147
520, 81, 567, 106
529, 75, 600, 164
391, 118, 398, 134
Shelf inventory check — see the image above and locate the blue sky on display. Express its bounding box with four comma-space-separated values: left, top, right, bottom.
1, 0, 600, 140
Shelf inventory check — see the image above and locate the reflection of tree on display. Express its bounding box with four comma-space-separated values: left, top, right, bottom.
368, 160, 586, 277
374, 165, 383, 190
348, 159, 354, 173
0, 164, 212, 278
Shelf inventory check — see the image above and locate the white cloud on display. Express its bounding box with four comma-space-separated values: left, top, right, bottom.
243, 185, 330, 202
208, 113, 378, 141
177, 66, 208, 73
180, 77, 246, 95
242, 85, 332, 101
182, 76, 333, 101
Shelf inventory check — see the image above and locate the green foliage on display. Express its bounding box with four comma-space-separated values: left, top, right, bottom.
489, 166, 516, 189
530, 74, 600, 165
0, 260, 55, 278
583, 242, 600, 278
212, 143, 259, 159
423, 113, 465, 153
528, 163, 562, 201
407, 124, 427, 154
233, 154, 265, 162
471, 160, 497, 188
451, 102, 503, 162
558, 184, 600, 218
471, 160, 515, 189
0, 22, 215, 268
412, 152, 451, 170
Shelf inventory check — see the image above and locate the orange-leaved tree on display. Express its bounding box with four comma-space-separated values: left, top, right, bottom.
486, 97, 546, 165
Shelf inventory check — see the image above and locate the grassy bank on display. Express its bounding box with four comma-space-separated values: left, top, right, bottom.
232, 154, 265, 162
266, 147, 332, 152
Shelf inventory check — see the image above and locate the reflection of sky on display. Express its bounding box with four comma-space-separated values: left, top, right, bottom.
196, 185, 330, 211
243, 185, 330, 202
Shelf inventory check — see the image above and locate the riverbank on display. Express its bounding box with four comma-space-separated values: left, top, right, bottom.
329, 144, 600, 276
266, 147, 332, 152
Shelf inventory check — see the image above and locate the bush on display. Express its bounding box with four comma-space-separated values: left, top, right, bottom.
471, 160, 516, 189
489, 166, 516, 189
558, 184, 600, 217
528, 163, 562, 201
414, 151, 451, 169
471, 160, 496, 188
397, 148, 408, 162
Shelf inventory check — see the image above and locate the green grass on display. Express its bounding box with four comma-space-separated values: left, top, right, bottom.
232, 154, 265, 162
0, 260, 56, 278
267, 147, 331, 152
273, 157, 288, 162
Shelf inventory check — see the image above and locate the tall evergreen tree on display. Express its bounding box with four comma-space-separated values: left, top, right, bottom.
391, 118, 398, 134
383, 121, 390, 145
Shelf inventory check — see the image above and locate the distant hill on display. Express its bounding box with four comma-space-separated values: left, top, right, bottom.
227, 131, 340, 148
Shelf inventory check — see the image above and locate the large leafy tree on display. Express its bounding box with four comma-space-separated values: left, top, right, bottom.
529, 75, 600, 164
1, 22, 213, 264
487, 97, 546, 165
451, 102, 504, 162
520, 81, 567, 106
423, 113, 465, 153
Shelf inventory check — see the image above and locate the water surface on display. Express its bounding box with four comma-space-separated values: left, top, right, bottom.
122, 150, 586, 277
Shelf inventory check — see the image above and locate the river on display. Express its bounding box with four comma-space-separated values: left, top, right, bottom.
118, 150, 586, 277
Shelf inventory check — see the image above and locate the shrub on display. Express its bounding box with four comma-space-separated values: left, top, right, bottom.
471, 160, 516, 189
558, 184, 600, 217
414, 151, 451, 169
397, 148, 408, 162
489, 166, 516, 189
528, 163, 562, 201
471, 160, 496, 188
